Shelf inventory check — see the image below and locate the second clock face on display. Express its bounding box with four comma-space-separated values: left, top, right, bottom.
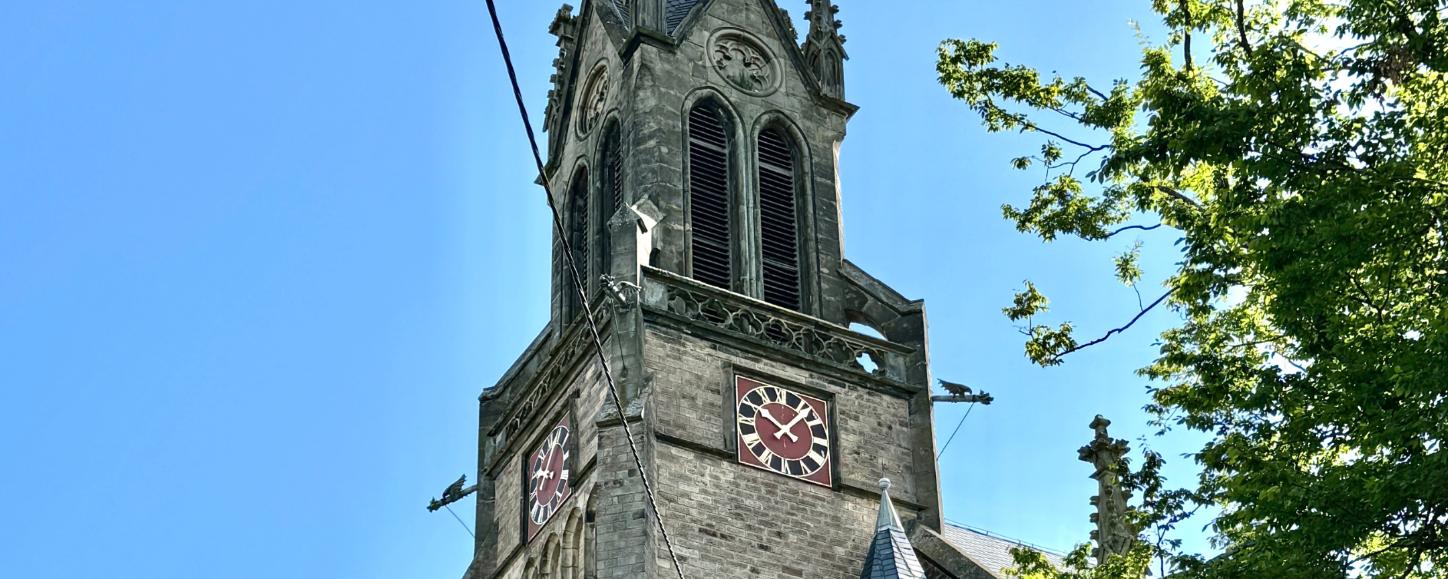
734, 376, 833, 487
525, 416, 573, 540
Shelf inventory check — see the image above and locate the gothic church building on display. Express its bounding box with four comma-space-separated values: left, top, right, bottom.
462, 1, 1060, 577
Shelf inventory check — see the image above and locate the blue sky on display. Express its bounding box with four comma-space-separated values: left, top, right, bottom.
0, 1, 1207, 576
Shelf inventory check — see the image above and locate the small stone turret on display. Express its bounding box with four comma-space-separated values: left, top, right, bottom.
543, 4, 579, 155
802, 0, 847, 98
1078, 416, 1135, 562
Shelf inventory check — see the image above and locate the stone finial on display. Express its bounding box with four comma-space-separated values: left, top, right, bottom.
543, 4, 579, 136
875, 478, 903, 531
802, 0, 847, 99
1078, 415, 1135, 562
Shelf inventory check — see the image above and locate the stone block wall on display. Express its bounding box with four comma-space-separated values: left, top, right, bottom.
642, 322, 927, 578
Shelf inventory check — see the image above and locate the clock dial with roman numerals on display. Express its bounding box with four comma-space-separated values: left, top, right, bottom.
734, 376, 833, 487
524, 416, 573, 540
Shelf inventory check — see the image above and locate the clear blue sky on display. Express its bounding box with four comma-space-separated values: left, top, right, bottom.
0, 1, 1208, 577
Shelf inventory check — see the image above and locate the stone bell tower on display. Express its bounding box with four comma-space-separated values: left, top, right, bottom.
465, 2, 945, 577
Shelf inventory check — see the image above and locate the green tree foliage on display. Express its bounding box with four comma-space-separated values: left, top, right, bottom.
938, 0, 1447, 576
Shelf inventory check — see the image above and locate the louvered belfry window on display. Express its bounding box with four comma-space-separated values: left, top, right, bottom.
566, 168, 590, 318
687, 101, 733, 290
599, 123, 623, 275
758, 127, 802, 311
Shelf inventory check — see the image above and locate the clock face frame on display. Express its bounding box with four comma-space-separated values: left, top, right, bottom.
734, 375, 834, 487
523, 414, 574, 541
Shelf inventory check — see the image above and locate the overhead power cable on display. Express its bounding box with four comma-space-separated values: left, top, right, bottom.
479, 2, 688, 578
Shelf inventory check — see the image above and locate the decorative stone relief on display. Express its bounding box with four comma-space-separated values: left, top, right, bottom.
708, 30, 780, 96
576, 64, 609, 136
644, 269, 908, 381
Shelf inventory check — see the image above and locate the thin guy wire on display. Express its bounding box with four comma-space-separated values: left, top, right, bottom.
479, 2, 687, 578
444, 504, 476, 540
936, 402, 977, 460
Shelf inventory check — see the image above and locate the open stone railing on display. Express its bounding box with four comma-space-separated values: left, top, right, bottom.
640, 267, 913, 383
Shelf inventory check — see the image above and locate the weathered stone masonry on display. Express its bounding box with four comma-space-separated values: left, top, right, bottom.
464, 1, 963, 578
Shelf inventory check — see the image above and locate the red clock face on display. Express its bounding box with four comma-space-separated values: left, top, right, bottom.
734, 376, 832, 487
525, 417, 573, 540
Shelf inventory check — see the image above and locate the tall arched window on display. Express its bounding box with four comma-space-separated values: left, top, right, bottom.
687, 100, 734, 290
599, 122, 623, 275
757, 127, 803, 311
565, 167, 591, 318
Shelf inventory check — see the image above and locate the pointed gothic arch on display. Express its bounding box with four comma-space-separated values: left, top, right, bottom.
562, 507, 584, 579
583, 491, 599, 578
752, 113, 811, 313
542, 533, 562, 578
564, 163, 591, 320
683, 92, 741, 291
596, 118, 624, 277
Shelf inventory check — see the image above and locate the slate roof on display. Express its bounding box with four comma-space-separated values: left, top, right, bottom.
939, 524, 1069, 579
665, 0, 704, 33
860, 480, 927, 579
609, 0, 706, 35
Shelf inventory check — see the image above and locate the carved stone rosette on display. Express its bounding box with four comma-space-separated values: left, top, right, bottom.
708, 30, 780, 96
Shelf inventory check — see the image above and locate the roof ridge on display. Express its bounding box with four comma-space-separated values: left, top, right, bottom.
943, 520, 1070, 558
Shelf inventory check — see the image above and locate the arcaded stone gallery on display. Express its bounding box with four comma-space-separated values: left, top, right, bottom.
459, 1, 1093, 577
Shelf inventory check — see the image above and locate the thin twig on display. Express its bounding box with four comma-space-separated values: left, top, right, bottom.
1052, 289, 1175, 361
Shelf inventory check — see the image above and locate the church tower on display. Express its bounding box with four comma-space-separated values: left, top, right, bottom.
465, 2, 948, 577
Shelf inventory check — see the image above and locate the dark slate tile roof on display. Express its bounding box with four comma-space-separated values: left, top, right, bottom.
859, 480, 927, 579
607, 0, 707, 36
666, 0, 705, 33
861, 526, 927, 579
940, 524, 1069, 579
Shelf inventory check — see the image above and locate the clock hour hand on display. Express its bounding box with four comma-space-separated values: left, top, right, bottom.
759, 407, 799, 442
773, 403, 812, 440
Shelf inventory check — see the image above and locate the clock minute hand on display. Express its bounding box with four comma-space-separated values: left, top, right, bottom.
759, 408, 799, 442
773, 404, 812, 440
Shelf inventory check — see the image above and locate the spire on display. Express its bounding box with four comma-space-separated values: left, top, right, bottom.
802, 0, 847, 98
1077, 416, 1135, 562
859, 479, 926, 579
875, 478, 905, 532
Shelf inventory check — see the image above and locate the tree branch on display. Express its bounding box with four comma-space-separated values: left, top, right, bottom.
1107, 223, 1165, 238
1052, 289, 1175, 361
1235, 0, 1253, 57
1018, 118, 1111, 153
1181, 0, 1195, 70
1155, 185, 1204, 210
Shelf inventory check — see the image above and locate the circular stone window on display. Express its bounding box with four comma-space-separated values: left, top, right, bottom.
708, 29, 781, 97
576, 64, 609, 136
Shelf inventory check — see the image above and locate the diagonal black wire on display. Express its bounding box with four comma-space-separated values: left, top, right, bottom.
444, 504, 476, 540
936, 402, 977, 460
479, 2, 687, 578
